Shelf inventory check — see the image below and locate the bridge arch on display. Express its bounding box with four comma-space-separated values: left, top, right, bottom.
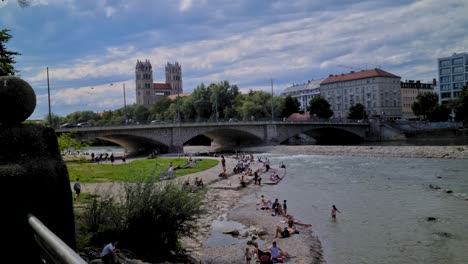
301, 127, 364, 144
86, 134, 169, 155
182, 128, 264, 149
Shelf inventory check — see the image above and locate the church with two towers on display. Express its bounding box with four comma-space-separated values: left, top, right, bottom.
135, 59, 182, 108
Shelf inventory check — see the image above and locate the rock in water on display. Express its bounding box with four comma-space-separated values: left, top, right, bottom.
0, 76, 36, 125
223, 229, 240, 236
426, 217, 437, 221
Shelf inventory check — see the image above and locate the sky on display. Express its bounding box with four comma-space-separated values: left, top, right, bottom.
1, 0, 468, 120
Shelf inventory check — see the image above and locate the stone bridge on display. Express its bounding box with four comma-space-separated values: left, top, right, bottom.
56, 121, 371, 154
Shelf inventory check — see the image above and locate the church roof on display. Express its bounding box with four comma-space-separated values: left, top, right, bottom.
153, 83, 172, 90
321, 69, 400, 85
136, 59, 152, 69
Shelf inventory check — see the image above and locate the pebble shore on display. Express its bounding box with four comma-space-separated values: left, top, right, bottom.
181, 158, 323, 264
241, 145, 468, 159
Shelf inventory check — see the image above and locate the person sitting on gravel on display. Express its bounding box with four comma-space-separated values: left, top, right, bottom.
253, 242, 273, 264
274, 225, 296, 238
239, 174, 247, 187
286, 215, 312, 227
269, 241, 293, 262
100, 241, 120, 264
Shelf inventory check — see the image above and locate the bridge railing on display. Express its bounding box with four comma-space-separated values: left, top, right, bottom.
28, 214, 87, 264
56, 118, 369, 130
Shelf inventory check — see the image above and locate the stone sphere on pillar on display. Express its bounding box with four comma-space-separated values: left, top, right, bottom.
0, 76, 37, 125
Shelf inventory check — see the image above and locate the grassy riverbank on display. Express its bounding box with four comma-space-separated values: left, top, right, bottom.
67, 158, 219, 183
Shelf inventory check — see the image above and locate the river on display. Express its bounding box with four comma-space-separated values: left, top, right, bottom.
257, 153, 468, 264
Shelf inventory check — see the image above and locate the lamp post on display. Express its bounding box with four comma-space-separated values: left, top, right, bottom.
177, 87, 181, 124
46, 67, 51, 126
123, 83, 128, 124
215, 91, 219, 123
271, 79, 275, 123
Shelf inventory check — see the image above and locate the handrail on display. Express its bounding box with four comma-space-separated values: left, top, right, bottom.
27, 214, 87, 264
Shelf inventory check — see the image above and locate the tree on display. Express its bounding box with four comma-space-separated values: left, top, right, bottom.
411, 92, 438, 120
281, 95, 300, 118
426, 104, 450, 122
44, 113, 62, 128
57, 132, 89, 153
454, 85, 468, 126
308, 96, 334, 119
0, 29, 21, 76
347, 103, 367, 120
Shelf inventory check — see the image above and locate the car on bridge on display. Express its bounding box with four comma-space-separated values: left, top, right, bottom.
77, 122, 90, 127
150, 120, 166, 125
60, 123, 77, 128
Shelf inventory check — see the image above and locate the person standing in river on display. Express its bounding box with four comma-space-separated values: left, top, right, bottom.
331, 205, 341, 221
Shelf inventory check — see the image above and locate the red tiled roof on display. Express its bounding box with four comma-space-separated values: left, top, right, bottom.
287, 112, 311, 121
167, 93, 191, 100
321, 69, 400, 85
153, 83, 171, 90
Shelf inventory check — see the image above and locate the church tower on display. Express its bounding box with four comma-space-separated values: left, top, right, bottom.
165, 62, 182, 95
135, 59, 153, 107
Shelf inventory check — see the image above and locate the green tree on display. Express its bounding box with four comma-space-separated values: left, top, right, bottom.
191, 83, 212, 121
57, 132, 89, 153
454, 85, 468, 126
44, 113, 62, 128
347, 103, 367, 120
131, 104, 150, 122
150, 97, 173, 120
0, 29, 21, 76
426, 104, 450, 122
281, 95, 300, 118
411, 92, 438, 120
308, 96, 334, 119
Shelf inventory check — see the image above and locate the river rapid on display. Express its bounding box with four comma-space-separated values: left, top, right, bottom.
258, 152, 468, 264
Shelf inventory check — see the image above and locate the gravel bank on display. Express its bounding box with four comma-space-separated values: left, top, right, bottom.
181, 161, 323, 264
240, 145, 468, 159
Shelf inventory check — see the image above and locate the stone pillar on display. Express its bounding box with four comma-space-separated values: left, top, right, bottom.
0, 77, 76, 263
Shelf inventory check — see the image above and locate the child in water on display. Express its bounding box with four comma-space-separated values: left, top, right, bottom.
331, 205, 341, 221
244, 247, 252, 264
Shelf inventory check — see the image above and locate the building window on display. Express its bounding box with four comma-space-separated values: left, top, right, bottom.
453, 57, 463, 65
440, 68, 451, 75
453, 82, 464, 90
454, 91, 460, 97
441, 92, 451, 99
453, 74, 464, 82
440, 76, 450, 83
453, 66, 464, 74
440, 84, 451, 91
440, 60, 451, 67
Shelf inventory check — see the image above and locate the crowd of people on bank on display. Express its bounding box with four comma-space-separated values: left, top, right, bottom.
87, 152, 126, 164
247, 193, 313, 263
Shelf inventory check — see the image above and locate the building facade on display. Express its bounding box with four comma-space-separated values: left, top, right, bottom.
400, 79, 436, 119
437, 52, 468, 104
320, 69, 402, 119
281, 79, 323, 111
135, 59, 183, 108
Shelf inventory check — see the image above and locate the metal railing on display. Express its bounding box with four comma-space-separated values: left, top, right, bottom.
28, 214, 87, 264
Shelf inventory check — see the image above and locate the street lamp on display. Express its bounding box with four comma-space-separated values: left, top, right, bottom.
123, 83, 128, 124
271, 79, 275, 123
46, 67, 51, 126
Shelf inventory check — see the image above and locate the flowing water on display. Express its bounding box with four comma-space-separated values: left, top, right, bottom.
256, 153, 468, 264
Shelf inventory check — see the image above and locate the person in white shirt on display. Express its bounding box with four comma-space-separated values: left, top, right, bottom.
100, 241, 119, 264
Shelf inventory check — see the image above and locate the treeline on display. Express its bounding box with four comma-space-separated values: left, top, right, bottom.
45, 80, 301, 127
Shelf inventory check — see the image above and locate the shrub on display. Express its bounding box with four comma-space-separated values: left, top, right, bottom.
79, 177, 206, 262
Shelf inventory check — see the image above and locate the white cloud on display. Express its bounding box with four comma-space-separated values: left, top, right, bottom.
19, 0, 468, 118
179, 0, 192, 12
